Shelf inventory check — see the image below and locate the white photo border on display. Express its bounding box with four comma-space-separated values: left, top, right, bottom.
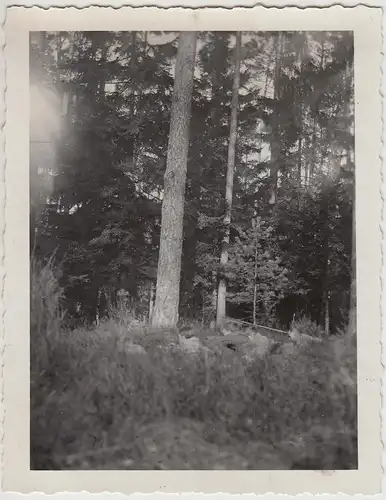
1, 3, 383, 495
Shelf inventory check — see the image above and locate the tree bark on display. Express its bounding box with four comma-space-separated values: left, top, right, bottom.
324, 290, 330, 336
345, 55, 356, 337
297, 137, 302, 184
148, 282, 155, 323
212, 270, 218, 322
216, 32, 242, 326
321, 179, 331, 335
309, 36, 325, 185
151, 32, 197, 328
269, 32, 282, 206
180, 158, 201, 318
296, 40, 303, 186
128, 32, 138, 174
348, 192, 356, 335
253, 228, 259, 326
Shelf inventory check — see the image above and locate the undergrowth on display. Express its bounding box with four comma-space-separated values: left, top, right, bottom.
30, 257, 357, 470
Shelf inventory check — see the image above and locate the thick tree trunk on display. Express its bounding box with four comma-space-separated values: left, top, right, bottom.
216, 32, 242, 326
151, 32, 197, 328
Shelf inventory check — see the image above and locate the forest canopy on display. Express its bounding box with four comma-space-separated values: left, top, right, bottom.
30, 31, 354, 333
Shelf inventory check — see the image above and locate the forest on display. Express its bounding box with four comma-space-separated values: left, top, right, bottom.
30, 31, 357, 470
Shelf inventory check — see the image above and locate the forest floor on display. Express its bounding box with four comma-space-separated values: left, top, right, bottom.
31, 316, 357, 471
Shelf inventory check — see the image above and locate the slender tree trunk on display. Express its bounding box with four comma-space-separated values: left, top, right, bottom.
130, 33, 137, 119
307, 166, 310, 187
345, 56, 356, 336
309, 37, 325, 185
148, 282, 155, 323
269, 32, 282, 206
212, 270, 218, 322
310, 118, 318, 182
322, 179, 330, 335
151, 32, 197, 328
324, 290, 330, 335
296, 38, 304, 187
56, 33, 62, 89
264, 49, 274, 97
297, 137, 302, 184
349, 194, 356, 335
127, 31, 137, 168
216, 32, 242, 326
297, 135, 303, 209
96, 288, 102, 326
253, 234, 259, 326
98, 44, 107, 101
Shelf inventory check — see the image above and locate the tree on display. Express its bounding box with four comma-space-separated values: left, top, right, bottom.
31, 31, 355, 333
269, 32, 282, 206
151, 32, 197, 327
216, 32, 242, 326
349, 193, 356, 335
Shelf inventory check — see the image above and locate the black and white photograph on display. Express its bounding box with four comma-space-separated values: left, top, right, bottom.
30, 28, 358, 471
2, 3, 383, 495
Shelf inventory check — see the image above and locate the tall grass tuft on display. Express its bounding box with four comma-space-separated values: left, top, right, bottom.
30, 254, 65, 469
30, 254, 63, 375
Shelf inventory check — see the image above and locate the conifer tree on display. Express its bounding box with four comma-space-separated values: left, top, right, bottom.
152, 32, 197, 327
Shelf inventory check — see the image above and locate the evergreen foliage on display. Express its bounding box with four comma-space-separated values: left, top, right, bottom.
31, 31, 354, 330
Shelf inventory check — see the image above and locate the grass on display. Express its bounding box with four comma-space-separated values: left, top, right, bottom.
30, 257, 357, 470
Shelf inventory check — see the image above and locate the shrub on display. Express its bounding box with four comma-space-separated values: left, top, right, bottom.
290, 315, 326, 339
107, 289, 146, 329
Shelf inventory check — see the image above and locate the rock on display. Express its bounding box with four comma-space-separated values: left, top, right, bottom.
247, 332, 275, 356
248, 330, 273, 345
178, 325, 195, 337
179, 335, 205, 353
289, 328, 322, 346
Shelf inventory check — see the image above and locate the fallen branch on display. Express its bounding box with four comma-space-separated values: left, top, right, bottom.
225, 316, 289, 336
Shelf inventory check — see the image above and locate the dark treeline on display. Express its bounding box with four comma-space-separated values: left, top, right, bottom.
30, 31, 354, 333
